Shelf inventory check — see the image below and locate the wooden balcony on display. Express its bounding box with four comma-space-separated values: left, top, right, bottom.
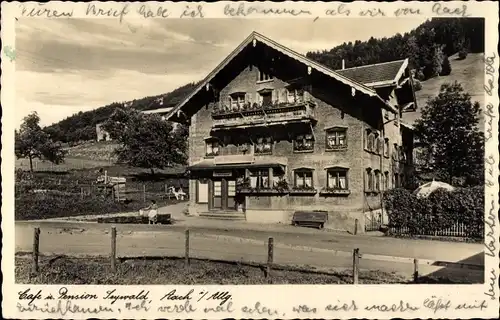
211, 99, 316, 129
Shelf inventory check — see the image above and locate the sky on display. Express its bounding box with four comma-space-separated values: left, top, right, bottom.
16, 18, 427, 127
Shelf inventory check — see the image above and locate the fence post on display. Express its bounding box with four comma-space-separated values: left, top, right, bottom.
352, 248, 359, 284
413, 258, 419, 283
354, 219, 359, 235
143, 184, 146, 202
32, 228, 40, 274
267, 237, 274, 283
80, 187, 84, 200
185, 229, 190, 267
111, 227, 117, 272
165, 184, 168, 194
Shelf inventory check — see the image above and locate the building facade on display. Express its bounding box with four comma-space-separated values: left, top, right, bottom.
150, 32, 417, 232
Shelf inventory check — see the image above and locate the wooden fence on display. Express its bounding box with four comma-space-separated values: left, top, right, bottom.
389, 222, 481, 239
29, 227, 483, 284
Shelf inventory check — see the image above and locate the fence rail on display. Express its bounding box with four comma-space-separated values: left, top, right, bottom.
28, 227, 483, 284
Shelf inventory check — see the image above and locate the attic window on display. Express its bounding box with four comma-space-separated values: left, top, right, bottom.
258, 70, 273, 82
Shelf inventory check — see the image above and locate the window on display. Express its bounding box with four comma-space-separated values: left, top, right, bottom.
294, 134, 314, 152
258, 70, 273, 82
384, 171, 389, 190
230, 93, 245, 110
206, 139, 220, 156
364, 129, 372, 150
255, 137, 273, 154
249, 170, 270, 189
366, 168, 374, 191
374, 170, 381, 192
260, 91, 273, 107
375, 135, 383, 155
384, 138, 390, 157
294, 169, 313, 188
327, 168, 348, 190
326, 128, 347, 150
393, 144, 399, 161
365, 129, 375, 152
287, 88, 304, 103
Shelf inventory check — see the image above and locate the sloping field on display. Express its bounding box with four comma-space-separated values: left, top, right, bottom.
64, 141, 120, 162
403, 53, 485, 127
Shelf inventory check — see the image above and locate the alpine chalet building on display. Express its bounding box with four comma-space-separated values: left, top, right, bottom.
149, 32, 417, 233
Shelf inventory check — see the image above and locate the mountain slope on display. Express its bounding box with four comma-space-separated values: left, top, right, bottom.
403, 53, 485, 126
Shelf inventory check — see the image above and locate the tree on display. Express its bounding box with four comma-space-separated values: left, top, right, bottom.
15, 112, 67, 172
102, 108, 188, 174
414, 82, 484, 185
440, 55, 452, 76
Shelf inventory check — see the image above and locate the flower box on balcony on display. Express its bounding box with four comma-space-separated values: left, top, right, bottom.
319, 188, 351, 196
289, 188, 317, 195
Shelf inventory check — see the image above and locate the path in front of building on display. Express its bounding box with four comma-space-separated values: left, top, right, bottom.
15, 202, 484, 282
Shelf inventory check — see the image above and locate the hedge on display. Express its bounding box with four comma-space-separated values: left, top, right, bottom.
383, 187, 484, 239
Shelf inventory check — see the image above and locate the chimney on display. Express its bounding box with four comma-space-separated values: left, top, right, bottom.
342, 59, 345, 70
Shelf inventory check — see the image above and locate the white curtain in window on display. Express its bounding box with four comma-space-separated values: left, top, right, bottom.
328, 172, 337, 188
304, 175, 312, 188
339, 175, 346, 189
250, 176, 257, 188
296, 174, 304, 187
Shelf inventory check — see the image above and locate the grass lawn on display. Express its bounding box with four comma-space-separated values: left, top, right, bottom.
16, 254, 409, 285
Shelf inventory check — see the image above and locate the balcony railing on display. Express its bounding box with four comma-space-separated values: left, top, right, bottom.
211, 96, 316, 129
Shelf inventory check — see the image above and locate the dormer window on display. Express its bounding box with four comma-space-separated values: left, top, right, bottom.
258, 70, 273, 82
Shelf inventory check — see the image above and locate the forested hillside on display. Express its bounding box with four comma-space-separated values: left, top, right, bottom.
306, 18, 484, 80
44, 82, 198, 143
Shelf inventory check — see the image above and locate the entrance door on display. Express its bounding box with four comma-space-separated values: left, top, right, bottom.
210, 179, 237, 211
212, 180, 223, 210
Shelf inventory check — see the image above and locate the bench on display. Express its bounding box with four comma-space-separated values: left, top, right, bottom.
292, 210, 328, 229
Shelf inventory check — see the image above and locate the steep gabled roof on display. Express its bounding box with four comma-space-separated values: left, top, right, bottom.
336, 59, 408, 88
154, 32, 397, 120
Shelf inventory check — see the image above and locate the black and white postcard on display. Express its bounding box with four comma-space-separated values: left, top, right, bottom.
2, 1, 499, 319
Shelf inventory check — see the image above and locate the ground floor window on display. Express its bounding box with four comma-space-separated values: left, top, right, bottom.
327, 168, 348, 190
294, 169, 313, 188
249, 169, 270, 189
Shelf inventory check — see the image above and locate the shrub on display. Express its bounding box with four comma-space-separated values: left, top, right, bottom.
413, 79, 423, 91
415, 69, 426, 81
458, 49, 468, 60
383, 187, 484, 239
440, 56, 452, 76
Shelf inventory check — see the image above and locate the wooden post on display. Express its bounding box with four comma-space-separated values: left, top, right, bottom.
116, 185, 120, 202
32, 228, 40, 273
352, 248, 359, 284
143, 184, 146, 202
165, 184, 167, 194
80, 187, 84, 199
413, 258, 419, 283
354, 219, 358, 235
185, 229, 190, 267
111, 227, 117, 272
267, 237, 274, 283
